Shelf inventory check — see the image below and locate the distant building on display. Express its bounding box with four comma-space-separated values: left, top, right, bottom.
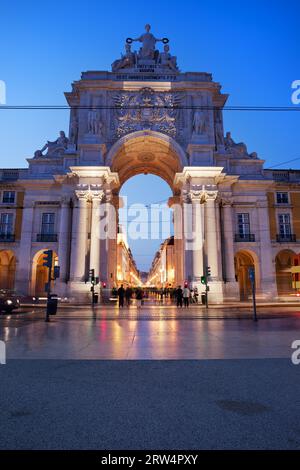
117, 225, 140, 287
148, 237, 175, 288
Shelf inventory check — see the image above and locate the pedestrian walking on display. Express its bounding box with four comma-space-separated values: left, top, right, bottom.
176, 285, 183, 308
136, 287, 143, 308
118, 284, 125, 308
183, 285, 190, 308
193, 286, 199, 304
125, 286, 132, 307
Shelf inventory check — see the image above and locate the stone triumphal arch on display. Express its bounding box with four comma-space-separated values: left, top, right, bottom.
8, 24, 286, 302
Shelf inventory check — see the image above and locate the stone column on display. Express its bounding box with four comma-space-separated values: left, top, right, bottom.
57, 197, 71, 292
89, 191, 104, 278
15, 199, 34, 295
221, 199, 239, 299
69, 191, 89, 283
106, 191, 118, 288
205, 192, 219, 279
257, 199, 276, 299
183, 188, 204, 286
191, 192, 204, 283
203, 190, 224, 302
168, 196, 184, 286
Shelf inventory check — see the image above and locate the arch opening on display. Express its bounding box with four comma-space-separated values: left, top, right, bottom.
234, 250, 259, 301
107, 131, 186, 191
275, 249, 296, 296
117, 174, 174, 288
0, 250, 16, 291
31, 249, 58, 297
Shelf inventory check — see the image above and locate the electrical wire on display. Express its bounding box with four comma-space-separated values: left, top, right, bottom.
1, 105, 300, 111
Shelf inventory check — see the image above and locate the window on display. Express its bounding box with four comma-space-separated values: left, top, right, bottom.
41, 213, 55, 235
0, 213, 13, 235
2, 191, 15, 204
278, 213, 291, 237
237, 213, 250, 237
276, 192, 289, 204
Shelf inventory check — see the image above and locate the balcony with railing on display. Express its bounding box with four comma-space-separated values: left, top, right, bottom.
36, 233, 58, 242
276, 233, 296, 243
234, 233, 255, 242
0, 233, 15, 242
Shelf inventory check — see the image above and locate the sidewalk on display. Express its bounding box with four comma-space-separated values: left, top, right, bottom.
20, 300, 300, 309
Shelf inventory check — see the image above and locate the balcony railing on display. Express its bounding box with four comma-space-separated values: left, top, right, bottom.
234, 233, 255, 242
36, 233, 58, 242
0, 233, 15, 242
276, 233, 296, 243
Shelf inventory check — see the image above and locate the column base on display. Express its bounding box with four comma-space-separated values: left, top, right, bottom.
223, 280, 240, 301
66, 281, 92, 303
192, 279, 224, 303
256, 280, 277, 301
54, 280, 69, 299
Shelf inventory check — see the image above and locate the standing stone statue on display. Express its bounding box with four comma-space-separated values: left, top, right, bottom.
193, 110, 207, 135
88, 109, 103, 136
131, 24, 163, 59
214, 111, 224, 146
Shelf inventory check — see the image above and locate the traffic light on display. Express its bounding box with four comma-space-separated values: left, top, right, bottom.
201, 276, 206, 285
206, 266, 211, 277
43, 250, 53, 268
89, 269, 95, 283
53, 266, 60, 279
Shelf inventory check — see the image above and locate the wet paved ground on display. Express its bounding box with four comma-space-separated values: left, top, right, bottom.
0, 306, 300, 359
0, 307, 300, 449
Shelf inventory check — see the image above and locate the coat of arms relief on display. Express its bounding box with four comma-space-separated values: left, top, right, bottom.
111, 88, 183, 139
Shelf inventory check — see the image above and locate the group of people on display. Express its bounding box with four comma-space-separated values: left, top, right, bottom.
117, 285, 144, 308
174, 285, 198, 308
114, 284, 199, 309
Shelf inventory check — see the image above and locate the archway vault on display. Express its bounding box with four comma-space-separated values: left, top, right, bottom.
105, 130, 187, 191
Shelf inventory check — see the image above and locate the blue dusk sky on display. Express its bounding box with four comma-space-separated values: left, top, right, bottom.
1, 0, 299, 270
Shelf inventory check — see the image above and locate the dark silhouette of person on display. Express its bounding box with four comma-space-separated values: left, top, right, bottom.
118, 284, 125, 308
125, 286, 132, 307
136, 287, 143, 308
183, 285, 190, 308
176, 286, 183, 308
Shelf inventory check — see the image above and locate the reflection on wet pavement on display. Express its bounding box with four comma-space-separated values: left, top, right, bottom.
0, 306, 299, 360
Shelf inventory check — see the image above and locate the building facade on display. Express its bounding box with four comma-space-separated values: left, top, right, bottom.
116, 226, 140, 287
0, 25, 300, 302
148, 236, 175, 288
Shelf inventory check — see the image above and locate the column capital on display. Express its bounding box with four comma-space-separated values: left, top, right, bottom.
91, 190, 105, 202
75, 188, 104, 202
182, 185, 206, 203
190, 188, 203, 202
203, 190, 218, 202
75, 190, 91, 201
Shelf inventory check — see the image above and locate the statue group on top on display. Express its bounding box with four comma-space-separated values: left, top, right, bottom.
32, 26, 259, 162
112, 24, 178, 72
